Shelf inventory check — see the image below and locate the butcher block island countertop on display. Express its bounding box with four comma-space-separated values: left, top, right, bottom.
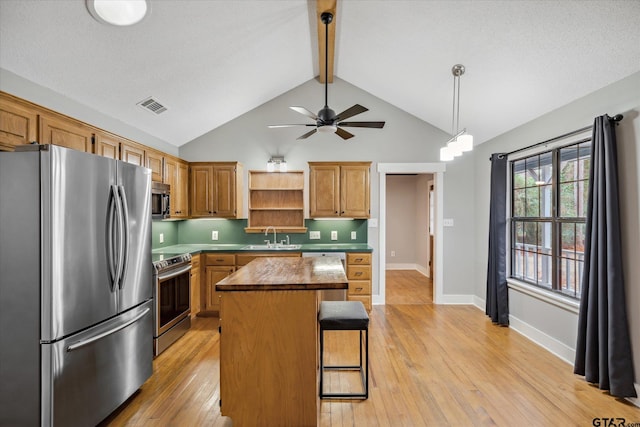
215, 256, 348, 427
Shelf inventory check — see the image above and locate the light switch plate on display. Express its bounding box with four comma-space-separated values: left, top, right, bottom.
211, 230, 219, 240
368, 218, 378, 228
443, 218, 454, 227
351, 231, 357, 240
309, 231, 320, 240
159, 233, 164, 243
331, 231, 338, 240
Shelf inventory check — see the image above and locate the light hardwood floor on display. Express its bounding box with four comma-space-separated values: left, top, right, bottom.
101, 270, 639, 426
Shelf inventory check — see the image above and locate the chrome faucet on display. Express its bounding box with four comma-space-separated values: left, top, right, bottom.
264, 226, 277, 248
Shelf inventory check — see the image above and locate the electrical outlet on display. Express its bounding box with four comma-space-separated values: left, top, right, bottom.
351, 231, 357, 240
159, 233, 164, 243
331, 230, 338, 240
309, 231, 321, 240
211, 230, 218, 240
391, 250, 396, 257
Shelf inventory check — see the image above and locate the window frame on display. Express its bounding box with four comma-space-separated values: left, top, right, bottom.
508, 136, 592, 301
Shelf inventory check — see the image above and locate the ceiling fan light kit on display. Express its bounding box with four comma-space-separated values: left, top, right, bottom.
440, 64, 474, 161
268, 11, 385, 140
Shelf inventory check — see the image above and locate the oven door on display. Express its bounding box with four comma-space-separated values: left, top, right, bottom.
155, 264, 191, 336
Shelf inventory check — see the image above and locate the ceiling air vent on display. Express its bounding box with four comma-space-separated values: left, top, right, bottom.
137, 97, 167, 115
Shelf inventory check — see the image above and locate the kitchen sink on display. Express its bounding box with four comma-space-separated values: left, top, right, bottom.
242, 244, 302, 250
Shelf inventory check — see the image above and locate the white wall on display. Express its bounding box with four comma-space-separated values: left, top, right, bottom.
180, 77, 477, 298
473, 72, 640, 392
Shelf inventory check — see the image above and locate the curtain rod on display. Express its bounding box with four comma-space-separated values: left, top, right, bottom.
494, 114, 623, 160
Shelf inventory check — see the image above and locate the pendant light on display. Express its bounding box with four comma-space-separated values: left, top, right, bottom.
440, 64, 473, 161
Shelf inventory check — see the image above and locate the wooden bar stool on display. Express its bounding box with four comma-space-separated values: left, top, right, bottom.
318, 301, 369, 399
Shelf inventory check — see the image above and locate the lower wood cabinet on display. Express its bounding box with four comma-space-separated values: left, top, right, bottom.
190, 254, 201, 317
347, 252, 372, 311
202, 253, 236, 315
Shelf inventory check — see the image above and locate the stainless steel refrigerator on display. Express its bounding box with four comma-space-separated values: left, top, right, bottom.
0, 144, 153, 426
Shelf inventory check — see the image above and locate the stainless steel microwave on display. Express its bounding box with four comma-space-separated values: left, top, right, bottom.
151, 182, 170, 220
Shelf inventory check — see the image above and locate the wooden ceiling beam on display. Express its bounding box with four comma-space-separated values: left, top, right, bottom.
317, 0, 336, 84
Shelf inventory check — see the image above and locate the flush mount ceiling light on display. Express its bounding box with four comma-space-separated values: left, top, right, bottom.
86, 0, 149, 26
440, 64, 474, 162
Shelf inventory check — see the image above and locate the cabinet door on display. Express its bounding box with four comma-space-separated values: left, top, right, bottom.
94, 132, 120, 159
190, 164, 214, 217
309, 164, 340, 217
146, 149, 164, 182
176, 161, 189, 217
0, 95, 38, 151
341, 164, 370, 218
120, 141, 145, 166
190, 254, 201, 317
213, 164, 237, 217
39, 115, 93, 153
205, 266, 234, 312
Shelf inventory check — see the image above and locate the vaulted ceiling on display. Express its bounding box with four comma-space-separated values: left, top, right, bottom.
1, 0, 639, 148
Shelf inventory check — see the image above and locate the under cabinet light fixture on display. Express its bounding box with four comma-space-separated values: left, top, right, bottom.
267, 156, 287, 172
86, 0, 150, 26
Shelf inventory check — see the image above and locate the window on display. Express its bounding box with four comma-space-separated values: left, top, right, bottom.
510, 140, 591, 299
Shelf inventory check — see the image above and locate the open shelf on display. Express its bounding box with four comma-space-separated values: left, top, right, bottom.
246, 171, 306, 233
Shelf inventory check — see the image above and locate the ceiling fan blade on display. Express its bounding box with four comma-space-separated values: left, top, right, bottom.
268, 124, 316, 128
335, 104, 368, 121
290, 106, 318, 120
335, 127, 355, 140
338, 121, 386, 129
297, 129, 318, 140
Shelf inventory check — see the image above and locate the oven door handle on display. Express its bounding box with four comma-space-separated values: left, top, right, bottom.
157, 264, 192, 281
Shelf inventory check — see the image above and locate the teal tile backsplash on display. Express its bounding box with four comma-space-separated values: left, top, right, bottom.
152, 218, 367, 249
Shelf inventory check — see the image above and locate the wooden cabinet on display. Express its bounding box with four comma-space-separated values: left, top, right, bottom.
309, 162, 371, 218
0, 93, 38, 151
190, 254, 201, 317
146, 148, 164, 182
120, 140, 146, 166
236, 252, 301, 267
164, 156, 189, 218
94, 131, 120, 159
39, 114, 93, 153
246, 171, 305, 233
347, 252, 372, 311
202, 253, 236, 314
190, 162, 243, 218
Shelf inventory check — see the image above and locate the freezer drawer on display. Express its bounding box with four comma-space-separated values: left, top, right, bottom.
41, 300, 153, 427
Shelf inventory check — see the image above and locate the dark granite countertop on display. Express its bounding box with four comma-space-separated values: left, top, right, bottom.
152, 243, 373, 256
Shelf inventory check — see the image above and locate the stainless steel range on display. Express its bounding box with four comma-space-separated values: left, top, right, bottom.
152, 253, 192, 356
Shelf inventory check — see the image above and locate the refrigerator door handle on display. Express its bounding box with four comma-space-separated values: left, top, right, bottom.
117, 185, 130, 289
66, 307, 150, 352
106, 185, 118, 291
113, 184, 125, 289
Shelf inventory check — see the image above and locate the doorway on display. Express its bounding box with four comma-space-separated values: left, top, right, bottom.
376, 163, 445, 306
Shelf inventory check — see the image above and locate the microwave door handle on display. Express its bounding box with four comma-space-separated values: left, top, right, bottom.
117, 185, 130, 289
106, 185, 118, 291
164, 193, 170, 216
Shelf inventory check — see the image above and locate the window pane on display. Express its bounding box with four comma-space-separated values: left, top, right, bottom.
559, 182, 577, 217
513, 159, 526, 189
538, 254, 552, 289
525, 187, 539, 217
578, 180, 588, 217
561, 223, 577, 259
559, 146, 578, 183
513, 189, 525, 217
539, 184, 552, 218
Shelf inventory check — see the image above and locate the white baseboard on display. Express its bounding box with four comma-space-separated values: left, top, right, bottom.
437, 294, 476, 304
386, 263, 430, 277
508, 315, 576, 365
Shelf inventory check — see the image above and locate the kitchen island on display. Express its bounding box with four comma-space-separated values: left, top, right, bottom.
215, 256, 348, 427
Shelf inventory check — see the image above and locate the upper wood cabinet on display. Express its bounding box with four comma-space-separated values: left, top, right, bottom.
164, 155, 189, 218
39, 114, 93, 153
146, 149, 164, 182
94, 131, 119, 159
246, 171, 306, 233
309, 161, 371, 218
0, 93, 38, 151
190, 162, 243, 218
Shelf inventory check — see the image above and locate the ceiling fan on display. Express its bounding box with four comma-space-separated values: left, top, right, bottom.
268, 12, 385, 140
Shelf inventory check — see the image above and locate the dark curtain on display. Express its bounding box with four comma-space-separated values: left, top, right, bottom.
486, 153, 509, 326
574, 115, 637, 398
